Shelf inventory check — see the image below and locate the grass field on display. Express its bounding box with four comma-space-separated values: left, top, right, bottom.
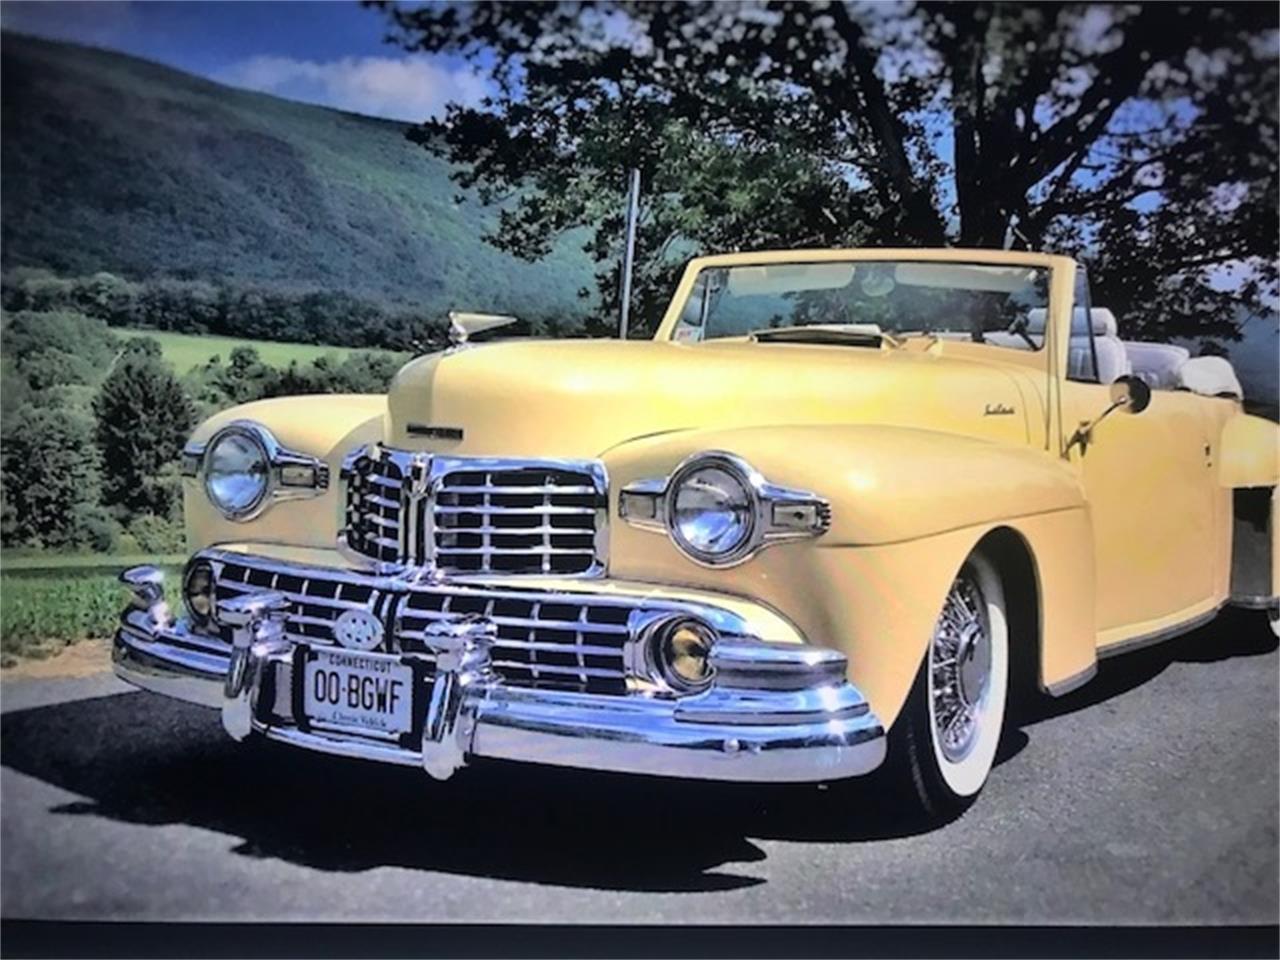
0, 563, 183, 665
120, 328, 376, 373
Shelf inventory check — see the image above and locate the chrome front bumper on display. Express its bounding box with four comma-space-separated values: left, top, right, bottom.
113, 557, 886, 784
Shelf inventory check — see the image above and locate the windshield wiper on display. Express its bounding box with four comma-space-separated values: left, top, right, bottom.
751, 324, 900, 348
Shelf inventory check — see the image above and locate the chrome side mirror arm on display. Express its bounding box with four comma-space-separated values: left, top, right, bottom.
1065, 375, 1152, 457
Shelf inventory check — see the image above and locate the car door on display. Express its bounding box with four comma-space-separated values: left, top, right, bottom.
1062, 377, 1217, 639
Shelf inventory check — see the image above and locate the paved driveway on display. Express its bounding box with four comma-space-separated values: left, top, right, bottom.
1, 609, 1276, 925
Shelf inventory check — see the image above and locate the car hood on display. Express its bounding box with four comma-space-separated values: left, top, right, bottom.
385, 338, 1038, 458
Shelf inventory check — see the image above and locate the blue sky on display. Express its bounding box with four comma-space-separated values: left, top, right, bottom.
0, 1, 487, 122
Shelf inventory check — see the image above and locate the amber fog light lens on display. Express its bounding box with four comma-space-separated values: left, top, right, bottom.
656, 620, 716, 692
182, 560, 216, 625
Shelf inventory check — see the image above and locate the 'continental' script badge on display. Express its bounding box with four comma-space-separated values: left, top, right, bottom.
406, 423, 464, 441
984, 403, 1016, 416
333, 609, 385, 651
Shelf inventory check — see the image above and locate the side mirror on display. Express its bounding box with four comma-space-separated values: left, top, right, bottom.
1068, 375, 1151, 456
1109, 375, 1151, 415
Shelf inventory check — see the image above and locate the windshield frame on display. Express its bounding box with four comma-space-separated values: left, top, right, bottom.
656, 250, 1077, 351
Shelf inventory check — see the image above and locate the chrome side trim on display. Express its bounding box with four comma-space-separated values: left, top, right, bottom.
619, 451, 831, 568
1097, 603, 1225, 660
1042, 661, 1097, 698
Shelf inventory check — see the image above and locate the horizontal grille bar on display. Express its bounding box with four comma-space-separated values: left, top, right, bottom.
434, 504, 596, 516
439, 484, 599, 496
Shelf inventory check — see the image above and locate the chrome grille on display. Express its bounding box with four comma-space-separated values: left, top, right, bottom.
341, 451, 406, 565
434, 467, 602, 574
212, 558, 629, 694
341, 448, 607, 576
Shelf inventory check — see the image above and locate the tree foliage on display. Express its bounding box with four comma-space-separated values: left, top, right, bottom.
378, 1, 1278, 338
0, 404, 109, 549
93, 340, 196, 521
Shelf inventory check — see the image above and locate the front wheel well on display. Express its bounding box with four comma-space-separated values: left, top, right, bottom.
972, 527, 1041, 711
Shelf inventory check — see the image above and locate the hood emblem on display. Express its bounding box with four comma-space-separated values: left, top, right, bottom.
984, 403, 1016, 416
406, 424, 464, 441
333, 608, 385, 651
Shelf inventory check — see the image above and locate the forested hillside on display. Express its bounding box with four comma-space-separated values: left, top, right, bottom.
0, 32, 594, 321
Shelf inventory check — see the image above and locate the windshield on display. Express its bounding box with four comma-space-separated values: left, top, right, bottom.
674, 260, 1051, 350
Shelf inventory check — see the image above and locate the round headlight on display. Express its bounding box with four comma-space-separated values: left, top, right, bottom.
204, 427, 270, 520
653, 619, 716, 692
182, 559, 216, 625
668, 458, 756, 565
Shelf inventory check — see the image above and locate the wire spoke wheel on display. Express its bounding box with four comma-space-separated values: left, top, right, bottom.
930, 571, 994, 763
920, 551, 1010, 802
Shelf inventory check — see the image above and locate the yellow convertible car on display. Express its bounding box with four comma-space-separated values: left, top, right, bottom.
114, 249, 1279, 816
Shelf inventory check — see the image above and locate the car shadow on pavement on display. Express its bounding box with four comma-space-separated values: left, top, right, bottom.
986, 605, 1279, 774
1, 607, 1274, 890
1022, 605, 1277, 726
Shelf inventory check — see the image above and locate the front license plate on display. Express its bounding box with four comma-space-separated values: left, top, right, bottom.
303, 648, 414, 735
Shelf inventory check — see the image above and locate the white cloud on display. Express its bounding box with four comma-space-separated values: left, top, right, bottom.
217, 54, 491, 123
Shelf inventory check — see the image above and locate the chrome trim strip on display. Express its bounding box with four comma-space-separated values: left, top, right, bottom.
1096, 603, 1225, 660
620, 451, 831, 567
1042, 661, 1097, 698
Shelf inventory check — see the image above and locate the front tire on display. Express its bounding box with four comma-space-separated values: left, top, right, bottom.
886, 550, 1010, 820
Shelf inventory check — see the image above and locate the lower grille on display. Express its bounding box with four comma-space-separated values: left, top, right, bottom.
214, 558, 630, 695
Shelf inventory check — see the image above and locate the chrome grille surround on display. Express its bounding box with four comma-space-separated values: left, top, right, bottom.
340, 446, 608, 577
205, 549, 750, 696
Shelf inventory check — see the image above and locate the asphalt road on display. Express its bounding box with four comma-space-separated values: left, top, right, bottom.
2, 608, 1277, 925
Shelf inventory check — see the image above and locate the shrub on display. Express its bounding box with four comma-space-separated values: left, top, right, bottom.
126, 513, 185, 554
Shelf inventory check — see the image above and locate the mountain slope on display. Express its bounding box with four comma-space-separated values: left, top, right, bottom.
0, 32, 594, 318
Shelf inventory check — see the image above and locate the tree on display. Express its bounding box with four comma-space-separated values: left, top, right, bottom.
378, 1, 1278, 338
0, 403, 108, 548
1, 310, 120, 391
93, 339, 195, 520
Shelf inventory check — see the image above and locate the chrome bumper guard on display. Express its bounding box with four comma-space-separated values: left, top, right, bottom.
113, 561, 886, 784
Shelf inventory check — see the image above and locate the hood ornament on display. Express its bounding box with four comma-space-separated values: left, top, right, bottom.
447, 311, 520, 348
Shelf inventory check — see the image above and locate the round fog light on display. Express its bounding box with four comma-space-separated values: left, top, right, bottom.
654, 619, 716, 692
182, 560, 216, 625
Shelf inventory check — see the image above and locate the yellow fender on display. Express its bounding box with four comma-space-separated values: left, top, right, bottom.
604, 424, 1098, 725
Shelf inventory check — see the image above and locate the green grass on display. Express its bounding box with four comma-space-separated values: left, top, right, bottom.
0, 564, 182, 664
1, 551, 186, 572
120, 328, 373, 374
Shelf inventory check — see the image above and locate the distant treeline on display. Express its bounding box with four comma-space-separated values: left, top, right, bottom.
0, 307, 409, 554
1, 269, 590, 354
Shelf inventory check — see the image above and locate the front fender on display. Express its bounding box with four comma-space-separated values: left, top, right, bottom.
604, 425, 1096, 725
604, 424, 1085, 546
184, 394, 387, 552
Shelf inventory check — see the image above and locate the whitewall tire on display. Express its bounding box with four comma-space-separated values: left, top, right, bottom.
885, 549, 1011, 818
924, 551, 1009, 798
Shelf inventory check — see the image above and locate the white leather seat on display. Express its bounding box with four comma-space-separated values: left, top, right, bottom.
1025, 307, 1132, 384
1177, 355, 1244, 398
1123, 341, 1191, 390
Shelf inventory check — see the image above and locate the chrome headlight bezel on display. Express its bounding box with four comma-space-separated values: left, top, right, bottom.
665, 454, 759, 566
620, 451, 831, 568
182, 420, 330, 523
203, 424, 272, 521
